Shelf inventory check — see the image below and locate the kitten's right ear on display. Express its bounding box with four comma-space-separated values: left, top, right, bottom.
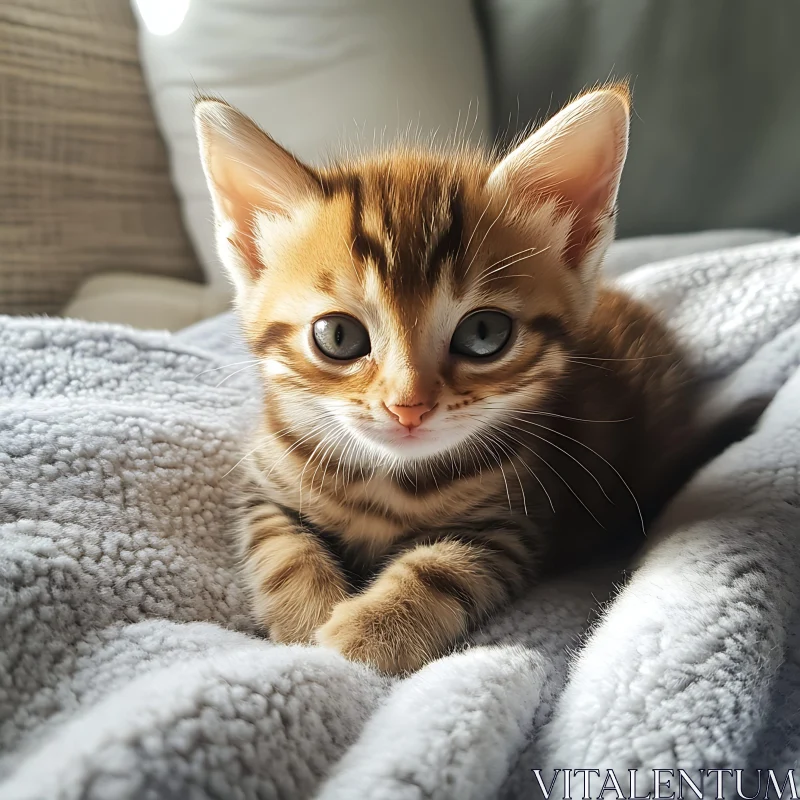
487, 86, 629, 319
194, 99, 319, 292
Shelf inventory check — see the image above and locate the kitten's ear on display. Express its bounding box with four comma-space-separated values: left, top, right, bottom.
194, 99, 320, 292
488, 85, 630, 286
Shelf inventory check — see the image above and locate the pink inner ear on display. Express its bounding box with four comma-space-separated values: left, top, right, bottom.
218, 188, 267, 280
210, 153, 270, 279
226, 228, 263, 280
522, 167, 614, 271
554, 172, 614, 271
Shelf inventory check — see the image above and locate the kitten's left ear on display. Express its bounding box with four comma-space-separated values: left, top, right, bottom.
194, 98, 320, 295
488, 85, 630, 303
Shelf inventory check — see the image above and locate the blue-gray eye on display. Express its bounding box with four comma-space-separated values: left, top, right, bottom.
313, 315, 371, 360
450, 310, 512, 358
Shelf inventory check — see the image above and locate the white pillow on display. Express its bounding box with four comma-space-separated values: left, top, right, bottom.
131, 0, 490, 296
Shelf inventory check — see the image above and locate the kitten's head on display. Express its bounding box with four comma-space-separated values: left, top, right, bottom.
195, 87, 629, 466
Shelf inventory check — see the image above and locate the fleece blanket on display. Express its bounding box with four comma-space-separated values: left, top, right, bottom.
2, 237, 800, 800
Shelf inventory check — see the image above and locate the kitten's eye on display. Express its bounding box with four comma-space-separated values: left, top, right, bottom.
313, 315, 371, 360
450, 310, 512, 358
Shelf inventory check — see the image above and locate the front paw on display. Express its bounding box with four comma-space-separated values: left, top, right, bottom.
266, 616, 318, 646
262, 584, 345, 645
315, 592, 465, 676
246, 535, 349, 645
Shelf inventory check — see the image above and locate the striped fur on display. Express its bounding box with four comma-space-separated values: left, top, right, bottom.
195, 87, 720, 675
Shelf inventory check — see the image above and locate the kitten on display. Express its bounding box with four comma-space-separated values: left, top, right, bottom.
193, 87, 719, 674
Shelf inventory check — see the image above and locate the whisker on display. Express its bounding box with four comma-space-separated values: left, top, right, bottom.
341, 234, 362, 281
487, 426, 554, 513
335, 428, 361, 494
483, 430, 529, 516
425, 457, 442, 498
196, 359, 261, 377
266, 419, 339, 481
566, 354, 672, 362
222, 443, 263, 480
297, 421, 343, 510
313, 427, 349, 497
345, 433, 365, 487
492, 423, 604, 528
221, 423, 298, 479
562, 358, 613, 373
464, 196, 511, 275
297, 434, 329, 511
464, 435, 488, 483
502, 273, 539, 281
478, 245, 542, 277
474, 430, 513, 513
461, 196, 493, 264
505, 417, 613, 503
512, 416, 645, 536
477, 246, 551, 285
337, 433, 356, 491
216, 363, 263, 387
302, 429, 341, 507
481, 400, 632, 424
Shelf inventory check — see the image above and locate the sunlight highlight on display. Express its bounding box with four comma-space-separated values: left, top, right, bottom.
134, 0, 190, 36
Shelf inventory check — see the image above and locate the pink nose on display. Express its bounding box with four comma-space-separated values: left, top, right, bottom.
386, 403, 434, 429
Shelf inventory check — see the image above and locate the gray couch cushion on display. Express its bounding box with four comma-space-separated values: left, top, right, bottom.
478, 0, 800, 237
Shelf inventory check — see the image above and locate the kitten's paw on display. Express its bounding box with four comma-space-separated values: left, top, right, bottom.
266, 617, 317, 646
315, 594, 463, 676
261, 583, 348, 646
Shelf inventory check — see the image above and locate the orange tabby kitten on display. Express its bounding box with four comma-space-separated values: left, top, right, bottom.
194, 87, 706, 675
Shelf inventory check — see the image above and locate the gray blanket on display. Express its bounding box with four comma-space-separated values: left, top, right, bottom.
2, 237, 800, 799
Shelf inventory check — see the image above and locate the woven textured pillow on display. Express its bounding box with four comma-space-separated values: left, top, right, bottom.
0, 0, 201, 315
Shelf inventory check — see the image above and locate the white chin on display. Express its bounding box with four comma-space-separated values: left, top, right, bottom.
354, 427, 466, 463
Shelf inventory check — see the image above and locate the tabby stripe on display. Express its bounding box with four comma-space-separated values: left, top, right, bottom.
246, 519, 290, 557
243, 492, 267, 510
439, 531, 533, 583
321, 171, 389, 275
480, 343, 562, 388
381, 178, 395, 244
245, 507, 282, 526
260, 557, 302, 594
266, 501, 363, 587
252, 321, 296, 356
405, 560, 476, 609
527, 314, 569, 344
352, 176, 389, 275
317, 171, 352, 199
314, 270, 335, 294
426, 181, 464, 283
339, 496, 406, 527
453, 535, 522, 571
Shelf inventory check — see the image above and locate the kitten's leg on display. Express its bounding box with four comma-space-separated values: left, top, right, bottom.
242, 500, 349, 644
316, 530, 534, 675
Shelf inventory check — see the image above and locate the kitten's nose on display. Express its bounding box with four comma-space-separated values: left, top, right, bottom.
386, 403, 434, 429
